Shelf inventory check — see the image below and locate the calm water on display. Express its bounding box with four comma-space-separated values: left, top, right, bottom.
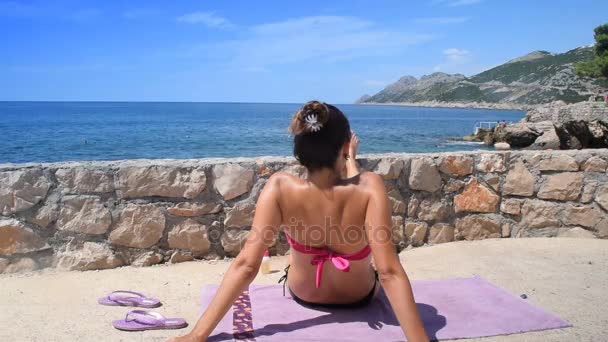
0, 102, 524, 164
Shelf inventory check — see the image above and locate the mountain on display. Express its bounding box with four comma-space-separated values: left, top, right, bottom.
355, 94, 372, 104
360, 46, 608, 105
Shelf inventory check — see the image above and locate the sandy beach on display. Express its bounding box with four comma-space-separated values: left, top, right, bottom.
1, 238, 606, 342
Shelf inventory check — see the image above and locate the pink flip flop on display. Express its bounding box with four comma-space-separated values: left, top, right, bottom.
98, 290, 162, 308
113, 310, 188, 331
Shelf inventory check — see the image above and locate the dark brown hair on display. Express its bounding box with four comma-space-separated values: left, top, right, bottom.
288, 101, 351, 171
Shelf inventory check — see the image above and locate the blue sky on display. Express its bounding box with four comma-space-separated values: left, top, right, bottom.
1, 0, 606, 103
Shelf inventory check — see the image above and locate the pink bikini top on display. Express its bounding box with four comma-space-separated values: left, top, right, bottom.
285, 231, 372, 288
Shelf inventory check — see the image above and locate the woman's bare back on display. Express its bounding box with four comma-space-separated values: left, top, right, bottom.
274, 171, 378, 304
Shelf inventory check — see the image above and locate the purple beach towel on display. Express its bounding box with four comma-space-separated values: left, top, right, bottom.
200, 276, 570, 341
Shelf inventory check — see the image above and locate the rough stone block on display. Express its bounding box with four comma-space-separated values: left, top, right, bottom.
109, 204, 166, 248
0, 169, 50, 215
503, 161, 535, 196
213, 163, 254, 200
409, 158, 442, 193
455, 215, 502, 240
537, 173, 583, 201
0, 218, 48, 256
119, 166, 206, 199
55, 167, 113, 194
57, 195, 112, 235
438, 155, 474, 176
454, 178, 499, 213
168, 218, 211, 253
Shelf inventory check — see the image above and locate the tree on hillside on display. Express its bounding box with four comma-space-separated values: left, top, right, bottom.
576, 23, 608, 79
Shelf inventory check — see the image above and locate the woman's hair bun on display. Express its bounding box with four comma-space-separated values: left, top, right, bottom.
289, 101, 330, 135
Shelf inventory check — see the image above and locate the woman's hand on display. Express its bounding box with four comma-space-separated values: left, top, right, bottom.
344, 131, 360, 179
348, 131, 359, 160
166, 332, 201, 342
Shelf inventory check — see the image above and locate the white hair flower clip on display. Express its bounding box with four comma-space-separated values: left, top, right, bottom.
304, 113, 323, 132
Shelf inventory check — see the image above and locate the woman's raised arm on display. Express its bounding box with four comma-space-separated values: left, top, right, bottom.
168, 174, 283, 342
363, 172, 429, 342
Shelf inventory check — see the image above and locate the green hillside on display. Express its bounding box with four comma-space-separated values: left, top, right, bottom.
363, 46, 608, 105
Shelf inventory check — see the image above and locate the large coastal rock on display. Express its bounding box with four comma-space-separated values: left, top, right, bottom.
168, 219, 210, 253
455, 215, 502, 240
55, 167, 113, 194
109, 204, 166, 248
118, 166, 206, 199
55, 242, 124, 271
212, 163, 255, 200
0, 169, 50, 215
525, 101, 608, 149
409, 158, 442, 192
494, 123, 541, 148
454, 178, 499, 213
0, 218, 48, 256
56, 195, 112, 235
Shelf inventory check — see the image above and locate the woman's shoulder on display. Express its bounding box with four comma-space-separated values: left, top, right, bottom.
358, 171, 384, 187
266, 171, 304, 189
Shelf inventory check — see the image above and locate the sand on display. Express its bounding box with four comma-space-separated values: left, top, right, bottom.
1, 238, 607, 342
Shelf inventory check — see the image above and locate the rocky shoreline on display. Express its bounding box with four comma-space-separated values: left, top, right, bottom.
359, 101, 533, 111
461, 100, 608, 150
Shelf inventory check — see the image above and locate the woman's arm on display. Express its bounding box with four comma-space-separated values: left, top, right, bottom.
168, 174, 283, 342
363, 173, 429, 342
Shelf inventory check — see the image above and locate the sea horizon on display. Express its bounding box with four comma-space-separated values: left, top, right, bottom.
0, 101, 524, 164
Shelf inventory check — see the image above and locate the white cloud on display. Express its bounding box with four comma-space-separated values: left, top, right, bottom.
434, 48, 472, 72
177, 11, 234, 29
414, 16, 471, 25
443, 48, 471, 62
432, 0, 483, 7
214, 16, 434, 67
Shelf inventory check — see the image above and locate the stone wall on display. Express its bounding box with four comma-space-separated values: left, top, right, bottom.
1, 149, 607, 274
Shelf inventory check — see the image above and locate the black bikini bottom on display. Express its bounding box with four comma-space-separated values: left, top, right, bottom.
278, 265, 379, 309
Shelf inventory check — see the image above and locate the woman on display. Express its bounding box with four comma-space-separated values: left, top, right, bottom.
169, 101, 429, 341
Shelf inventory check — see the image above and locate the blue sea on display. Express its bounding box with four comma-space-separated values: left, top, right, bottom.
0, 102, 525, 164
